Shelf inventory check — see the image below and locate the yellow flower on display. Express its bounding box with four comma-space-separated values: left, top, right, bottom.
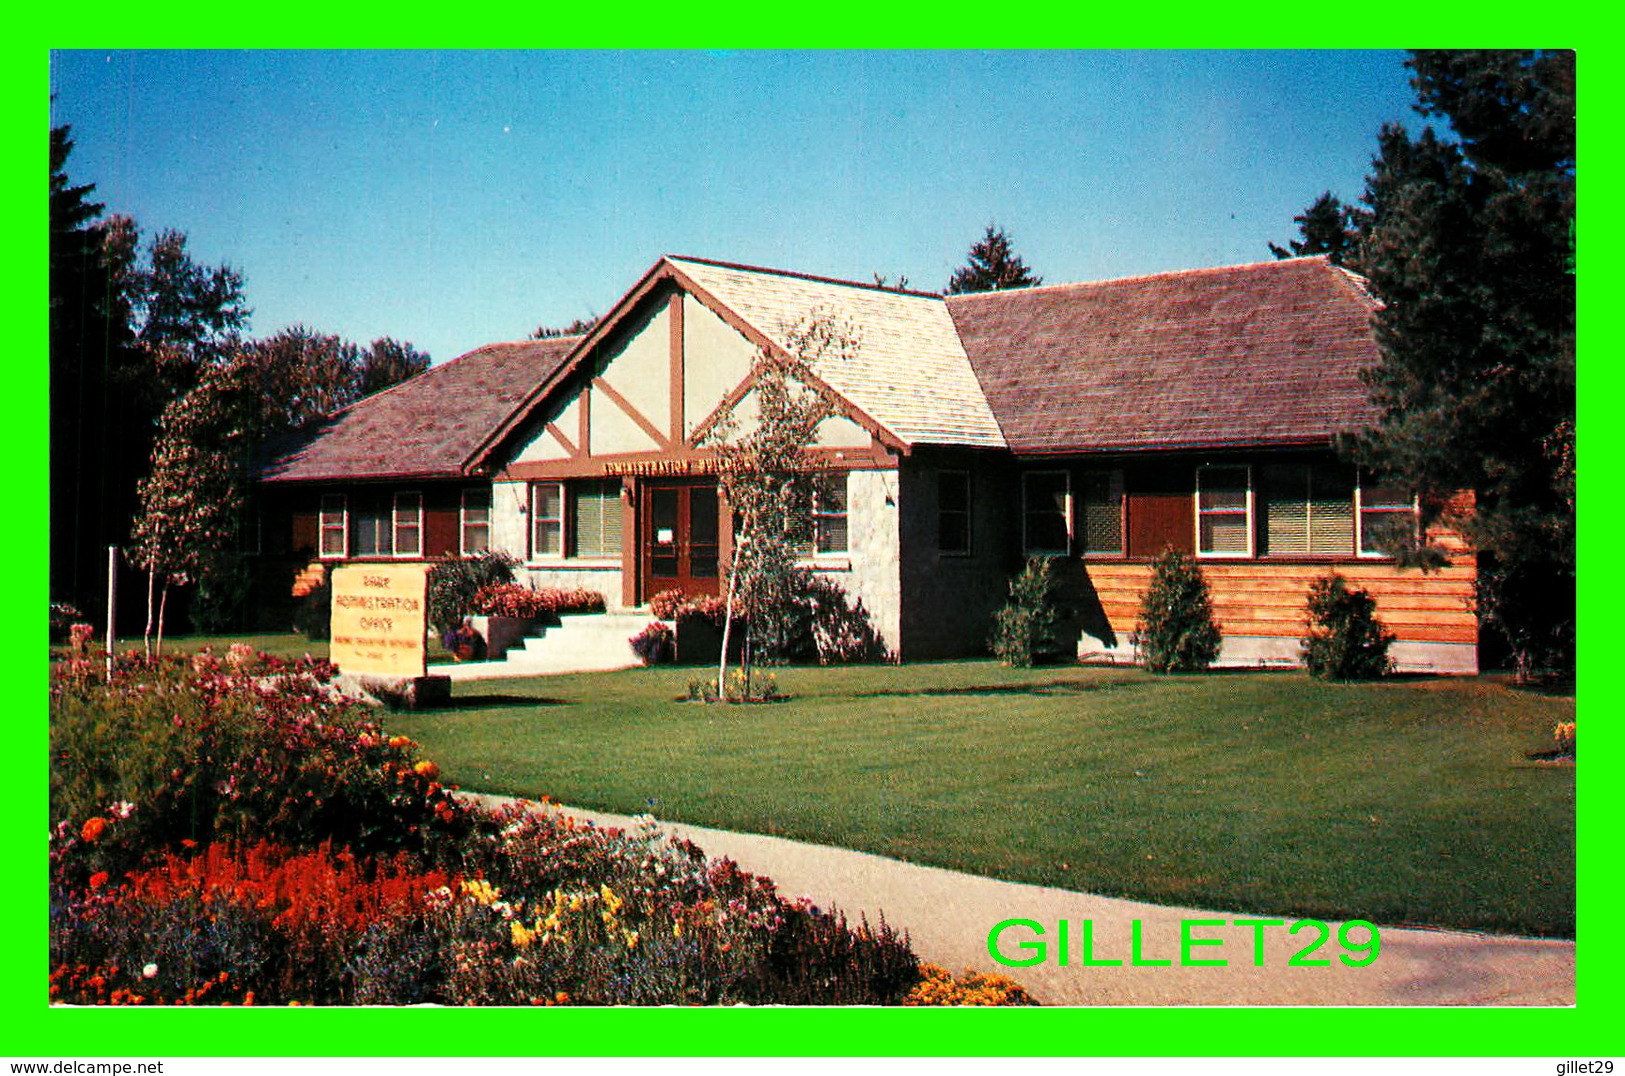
510, 921, 534, 949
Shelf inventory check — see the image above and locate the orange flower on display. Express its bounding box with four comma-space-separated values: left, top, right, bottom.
88, 871, 109, 889
80, 817, 106, 842
413, 760, 440, 781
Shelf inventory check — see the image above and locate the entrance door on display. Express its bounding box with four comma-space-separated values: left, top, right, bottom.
642, 481, 721, 600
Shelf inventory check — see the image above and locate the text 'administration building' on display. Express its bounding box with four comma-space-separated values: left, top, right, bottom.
256, 254, 1478, 674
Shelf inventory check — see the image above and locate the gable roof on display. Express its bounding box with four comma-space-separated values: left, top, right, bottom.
945, 256, 1382, 455
259, 337, 578, 484
667, 257, 1008, 450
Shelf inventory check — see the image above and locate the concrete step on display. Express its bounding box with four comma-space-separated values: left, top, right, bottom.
442, 612, 656, 680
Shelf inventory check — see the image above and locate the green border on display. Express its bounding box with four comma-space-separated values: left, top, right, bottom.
16, 30, 1616, 1058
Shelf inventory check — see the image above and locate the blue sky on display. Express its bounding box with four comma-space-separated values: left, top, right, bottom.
49, 50, 1420, 364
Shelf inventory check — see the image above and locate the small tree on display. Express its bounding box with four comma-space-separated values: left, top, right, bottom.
945, 225, 1042, 294
1301, 574, 1395, 680
1134, 549, 1223, 673
990, 557, 1060, 667
707, 310, 854, 697
128, 361, 255, 654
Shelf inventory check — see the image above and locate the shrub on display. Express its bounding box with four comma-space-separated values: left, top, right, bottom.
427, 551, 519, 635
629, 622, 675, 664
990, 557, 1060, 667
472, 583, 552, 619
792, 574, 890, 664
651, 589, 728, 626
1301, 573, 1394, 681
292, 580, 331, 640
1134, 548, 1222, 673
1553, 722, 1576, 756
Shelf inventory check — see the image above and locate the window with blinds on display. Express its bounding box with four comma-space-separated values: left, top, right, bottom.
1078, 471, 1124, 556
570, 479, 623, 558
1263, 464, 1354, 556
1196, 466, 1252, 557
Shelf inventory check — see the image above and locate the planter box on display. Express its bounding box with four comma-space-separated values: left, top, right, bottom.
468, 615, 536, 660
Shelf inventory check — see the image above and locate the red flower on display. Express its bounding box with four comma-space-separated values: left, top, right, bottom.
80, 817, 106, 842
88, 872, 110, 889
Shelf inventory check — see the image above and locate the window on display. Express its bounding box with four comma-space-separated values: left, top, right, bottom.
570, 479, 623, 558
812, 473, 849, 555
392, 493, 422, 558
1023, 471, 1070, 556
350, 503, 392, 557
531, 482, 564, 557
1196, 465, 1252, 557
461, 488, 491, 555
1262, 464, 1354, 556
319, 494, 347, 559
1357, 477, 1419, 557
938, 470, 971, 555
1078, 471, 1124, 556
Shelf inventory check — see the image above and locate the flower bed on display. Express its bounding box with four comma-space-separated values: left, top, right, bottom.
48, 648, 1030, 1006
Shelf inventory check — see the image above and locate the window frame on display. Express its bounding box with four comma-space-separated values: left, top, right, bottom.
1076, 469, 1126, 558
318, 493, 348, 560
1022, 470, 1072, 558
937, 469, 973, 556
460, 488, 492, 556
1195, 464, 1255, 559
1355, 475, 1422, 559
530, 481, 566, 561
391, 492, 423, 559
810, 472, 850, 557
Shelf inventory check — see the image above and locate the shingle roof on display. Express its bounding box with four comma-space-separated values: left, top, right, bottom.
258, 337, 578, 483
944, 256, 1382, 454
671, 257, 1008, 449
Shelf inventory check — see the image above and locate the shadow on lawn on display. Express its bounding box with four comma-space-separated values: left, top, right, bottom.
422, 694, 571, 712
852, 679, 1145, 700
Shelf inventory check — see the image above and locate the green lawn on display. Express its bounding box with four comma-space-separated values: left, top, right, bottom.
388, 661, 1576, 938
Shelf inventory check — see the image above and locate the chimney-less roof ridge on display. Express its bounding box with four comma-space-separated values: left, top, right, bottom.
947, 254, 1336, 301
665, 254, 944, 299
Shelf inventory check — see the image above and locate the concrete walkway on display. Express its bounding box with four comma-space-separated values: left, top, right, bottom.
465, 794, 1574, 1007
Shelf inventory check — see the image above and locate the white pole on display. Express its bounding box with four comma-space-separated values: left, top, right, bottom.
105, 545, 117, 682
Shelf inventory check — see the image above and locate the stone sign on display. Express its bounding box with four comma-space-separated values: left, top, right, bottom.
329, 563, 429, 678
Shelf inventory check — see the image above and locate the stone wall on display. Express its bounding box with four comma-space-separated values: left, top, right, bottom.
808, 468, 901, 657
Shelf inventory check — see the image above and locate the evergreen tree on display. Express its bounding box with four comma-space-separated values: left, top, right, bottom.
1347, 50, 1575, 678
1134, 549, 1223, 673
945, 225, 1042, 294
49, 123, 144, 620
1267, 191, 1359, 264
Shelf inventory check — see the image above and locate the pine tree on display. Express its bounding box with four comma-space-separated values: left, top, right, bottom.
50, 123, 144, 619
1348, 50, 1575, 678
945, 225, 1042, 294
1267, 191, 1359, 264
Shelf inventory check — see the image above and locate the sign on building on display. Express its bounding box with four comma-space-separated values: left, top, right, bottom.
329, 564, 429, 678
